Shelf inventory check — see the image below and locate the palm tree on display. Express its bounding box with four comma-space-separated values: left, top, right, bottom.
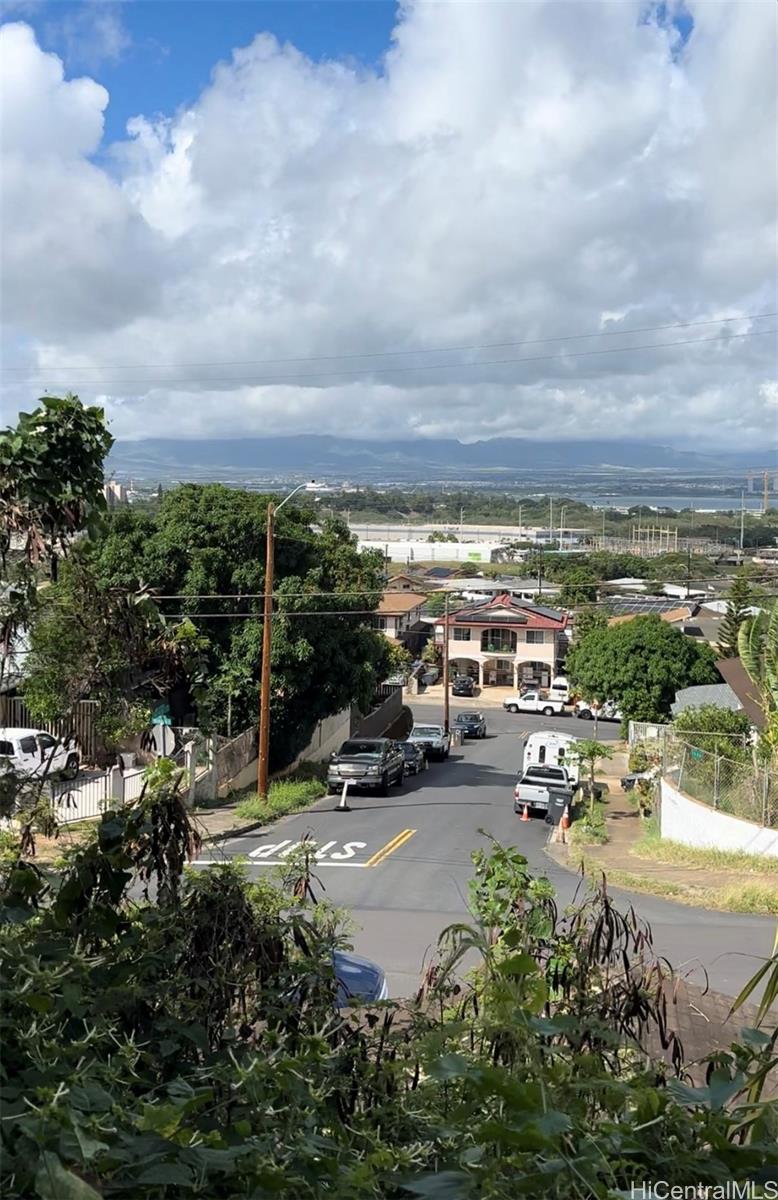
737, 603, 778, 756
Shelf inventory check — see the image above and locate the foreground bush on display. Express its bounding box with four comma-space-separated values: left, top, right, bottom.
1, 780, 776, 1198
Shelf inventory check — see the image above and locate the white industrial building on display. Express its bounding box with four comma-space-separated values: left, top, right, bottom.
358, 539, 510, 564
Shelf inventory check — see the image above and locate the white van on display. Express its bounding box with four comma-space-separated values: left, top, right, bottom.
522, 730, 580, 785
547, 676, 570, 704
0, 728, 80, 780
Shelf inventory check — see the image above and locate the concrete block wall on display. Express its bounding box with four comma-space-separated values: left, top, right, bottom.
660, 777, 778, 859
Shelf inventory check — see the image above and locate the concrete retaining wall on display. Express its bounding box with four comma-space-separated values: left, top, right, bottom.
352, 688, 402, 738
660, 777, 778, 859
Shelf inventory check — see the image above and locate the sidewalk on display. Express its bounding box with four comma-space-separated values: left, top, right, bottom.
548, 776, 778, 912
24, 799, 271, 863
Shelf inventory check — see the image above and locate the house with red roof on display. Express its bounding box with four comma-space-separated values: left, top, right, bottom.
434, 592, 568, 689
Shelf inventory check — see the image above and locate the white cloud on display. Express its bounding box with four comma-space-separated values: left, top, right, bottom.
0, 3, 776, 450
48, 2, 131, 70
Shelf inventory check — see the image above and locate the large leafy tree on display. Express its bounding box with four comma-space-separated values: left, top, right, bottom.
59, 485, 391, 767
0, 394, 113, 572
565, 615, 719, 722
0, 395, 113, 681
558, 566, 598, 606
718, 569, 754, 658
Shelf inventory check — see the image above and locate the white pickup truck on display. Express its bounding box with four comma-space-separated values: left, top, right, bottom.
502, 691, 567, 717
513, 764, 576, 816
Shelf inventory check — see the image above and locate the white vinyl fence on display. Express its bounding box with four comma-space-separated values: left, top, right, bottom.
49, 766, 148, 825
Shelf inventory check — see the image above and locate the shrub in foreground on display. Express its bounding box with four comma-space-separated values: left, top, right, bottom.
1, 787, 776, 1199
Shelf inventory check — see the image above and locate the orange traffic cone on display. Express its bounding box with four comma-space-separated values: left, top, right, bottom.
520, 804, 530, 822
560, 805, 570, 832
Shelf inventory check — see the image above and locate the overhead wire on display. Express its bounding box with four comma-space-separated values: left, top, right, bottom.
4, 329, 775, 391
3, 311, 775, 374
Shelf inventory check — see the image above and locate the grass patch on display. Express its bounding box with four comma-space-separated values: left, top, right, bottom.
632, 817, 778, 875
716, 883, 778, 914
235, 777, 326, 824
569, 800, 609, 846
572, 854, 778, 915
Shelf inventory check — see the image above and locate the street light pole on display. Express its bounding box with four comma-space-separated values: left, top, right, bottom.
443, 589, 451, 735
257, 481, 316, 799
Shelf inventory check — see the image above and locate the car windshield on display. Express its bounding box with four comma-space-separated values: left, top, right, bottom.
523, 766, 565, 780
339, 741, 383, 757
411, 727, 440, 738
401, 743, 418, 757
458, 713, 480, 722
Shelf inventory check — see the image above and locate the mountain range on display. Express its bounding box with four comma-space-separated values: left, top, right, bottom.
107, 435, 772, 479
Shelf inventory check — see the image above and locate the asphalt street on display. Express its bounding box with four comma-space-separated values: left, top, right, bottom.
193, 697, 776, 998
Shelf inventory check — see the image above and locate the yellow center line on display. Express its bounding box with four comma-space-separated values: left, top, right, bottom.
365, 828, 417, 868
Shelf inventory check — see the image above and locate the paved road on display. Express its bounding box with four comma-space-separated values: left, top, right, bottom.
193, 698, 775, 998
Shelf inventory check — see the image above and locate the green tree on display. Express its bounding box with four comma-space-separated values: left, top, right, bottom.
40, 485, 392, 768
673, 704, 752, 759
558, 566, 598, 606
383, 639, 412, 676
425, 590, 449, 619
566, 615, 719, 722
0, 395, 113, 680
574, 605, 607, 642
718, 570, 754, 658
23, 557, 209, 746
738, 603, 778, 757
568, 738, 614, 817
0, 394, 113, 569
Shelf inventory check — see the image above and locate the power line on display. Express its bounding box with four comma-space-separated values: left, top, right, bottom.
3, 311, 774, 374
5, 329, 775, 392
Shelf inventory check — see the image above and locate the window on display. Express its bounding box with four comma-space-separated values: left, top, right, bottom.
496, 659, 512, 671
526, 630, 545, 644
374, 616, 387, 630
481, 630, 516, 653
37, 734, 57, 751
19, 736, 37, 755
0, 741, 13, 757
453, 627, 471, 641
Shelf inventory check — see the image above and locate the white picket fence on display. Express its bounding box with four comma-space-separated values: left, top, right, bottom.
50, 766, 148, 825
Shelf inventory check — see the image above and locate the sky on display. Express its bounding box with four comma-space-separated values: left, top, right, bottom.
1, 0, 776, 450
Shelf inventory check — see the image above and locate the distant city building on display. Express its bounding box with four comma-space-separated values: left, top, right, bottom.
103, 480, 128, 508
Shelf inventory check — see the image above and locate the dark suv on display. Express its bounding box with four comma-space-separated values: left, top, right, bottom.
452, 676, 475, 697
454, 711, 487, 739
327, 738, 405, 795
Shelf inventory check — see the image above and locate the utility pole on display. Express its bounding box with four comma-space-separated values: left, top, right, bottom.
685, 544, 692, 601
257, 481, 317, 799
537, 545, 543, 597
257, 501, 275, 800
549, 496, 553, 549
443, 589, 450, 734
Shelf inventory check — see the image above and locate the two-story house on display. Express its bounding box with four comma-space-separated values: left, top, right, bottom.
435, 592, 568, 688
375, 592, 428, 651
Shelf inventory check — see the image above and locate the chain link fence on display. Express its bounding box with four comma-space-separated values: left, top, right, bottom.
629, 723, 777, 829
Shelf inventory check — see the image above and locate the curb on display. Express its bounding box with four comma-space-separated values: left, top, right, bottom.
199, 819, 266, 844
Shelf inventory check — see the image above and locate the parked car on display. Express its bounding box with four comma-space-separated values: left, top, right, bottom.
400, 741, 427, 775
513, 764, 576, 817
452, 675, 475, 697
0, 728, 79, 780
327, 738, 404, 795
576, 699, 622, 722
333, 949, 389, 1005
503, 692, 567, 717
421, 668, 440, 686
407, 723, 450, 761
454, 711, 487, 739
